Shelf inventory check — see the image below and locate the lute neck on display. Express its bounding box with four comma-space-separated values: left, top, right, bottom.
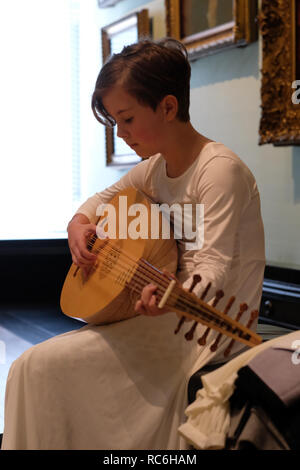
88, 239, 260, 348
126, 258, 257, 347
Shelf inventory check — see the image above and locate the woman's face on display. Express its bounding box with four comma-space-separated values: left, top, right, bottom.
102, 86, 167, 158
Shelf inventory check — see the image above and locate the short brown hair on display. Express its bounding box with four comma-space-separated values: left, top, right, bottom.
91, 37, 191, 127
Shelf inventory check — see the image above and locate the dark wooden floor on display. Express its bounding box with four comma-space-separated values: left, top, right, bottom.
0, 302, 83, 436
0, 302, 83, 344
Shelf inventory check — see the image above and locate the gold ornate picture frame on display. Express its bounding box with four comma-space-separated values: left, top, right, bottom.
101, 10, 151, 167
165, 0, 258, 61
259, 0, 300, 146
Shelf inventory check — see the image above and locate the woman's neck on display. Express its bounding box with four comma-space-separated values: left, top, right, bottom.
162, 122, 213, 178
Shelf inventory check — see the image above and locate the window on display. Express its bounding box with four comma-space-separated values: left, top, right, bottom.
0, 0, 81, 240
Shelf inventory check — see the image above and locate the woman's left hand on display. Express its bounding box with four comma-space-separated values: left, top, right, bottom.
134, 284, 170, 316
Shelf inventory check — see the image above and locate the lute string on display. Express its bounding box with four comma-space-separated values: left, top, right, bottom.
85, 249, 229, 333
86, 238, 245, 330
85, 253, 248, 341
84, 240, 250, 339
86, 237, 170, 286
85, 238, 209, 314
88, 238, 220, 319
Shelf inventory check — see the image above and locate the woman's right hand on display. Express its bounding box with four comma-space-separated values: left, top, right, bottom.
67, 214, 98, 271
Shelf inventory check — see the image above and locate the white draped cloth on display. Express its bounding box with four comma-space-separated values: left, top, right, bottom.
2, 314, 222, 449
178, 330, 300, 450
1, 143, 265, 449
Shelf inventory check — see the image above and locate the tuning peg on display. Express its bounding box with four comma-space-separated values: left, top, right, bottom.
200, 281, 211, 300
189, 274, 202, 293
246, 310, 259, 329
223, 296, 235, 314
174, 274, 202, 335
198, 290, 224, 345
235, 303, 248, 322
174, 316, 185, 335
184, 280, 212, 341
213, 290, 225, 305
210, 332, 222, 352
210, 296, 235, 352
224, 339, 234, 357
184, 280, 213, 341
223, 303, 248, 357
185, 321, 198, 341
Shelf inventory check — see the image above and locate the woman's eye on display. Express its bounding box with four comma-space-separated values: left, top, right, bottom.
124, 117, 133, 124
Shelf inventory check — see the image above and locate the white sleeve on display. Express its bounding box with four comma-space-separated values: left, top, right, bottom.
75, 159, 151, 224
182, 157, 251, 299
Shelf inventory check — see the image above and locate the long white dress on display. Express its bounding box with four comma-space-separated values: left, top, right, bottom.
1, 142, 265, 449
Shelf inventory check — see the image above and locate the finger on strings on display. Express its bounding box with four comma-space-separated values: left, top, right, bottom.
74, 245, 96, 264
81, 250, 97, 262
80, 236, 98, 258
134, 299, 147, 315
141, 284, 157, 305
148, 294, 157, 310
83, 223, 97, 236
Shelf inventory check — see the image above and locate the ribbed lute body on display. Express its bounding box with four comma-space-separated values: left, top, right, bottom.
61, 187, 262, 350
60, 187, 178, 324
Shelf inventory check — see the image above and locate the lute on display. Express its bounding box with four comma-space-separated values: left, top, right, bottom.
60, 188, 262, 356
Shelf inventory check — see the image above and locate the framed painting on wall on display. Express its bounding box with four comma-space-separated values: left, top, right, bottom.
101, 10, 151, 167
165, 0, 258, 61
259, 0, 300, 145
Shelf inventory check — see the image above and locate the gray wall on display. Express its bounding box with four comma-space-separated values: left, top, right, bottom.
81, 0, 300, 270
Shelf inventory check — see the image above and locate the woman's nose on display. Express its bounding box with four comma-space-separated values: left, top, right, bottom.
117, 124, 129, 139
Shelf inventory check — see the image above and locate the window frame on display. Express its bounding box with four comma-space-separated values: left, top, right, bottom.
101, 10, 151, 168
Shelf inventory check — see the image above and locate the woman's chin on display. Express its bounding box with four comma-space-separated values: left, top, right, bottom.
135, 148, 154, 158
134, 148, 146, 157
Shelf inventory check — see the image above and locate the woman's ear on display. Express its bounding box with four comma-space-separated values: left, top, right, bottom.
160, 95, 178, 121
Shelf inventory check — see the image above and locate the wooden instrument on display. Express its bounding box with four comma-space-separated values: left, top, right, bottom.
60, 188, 262, 355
